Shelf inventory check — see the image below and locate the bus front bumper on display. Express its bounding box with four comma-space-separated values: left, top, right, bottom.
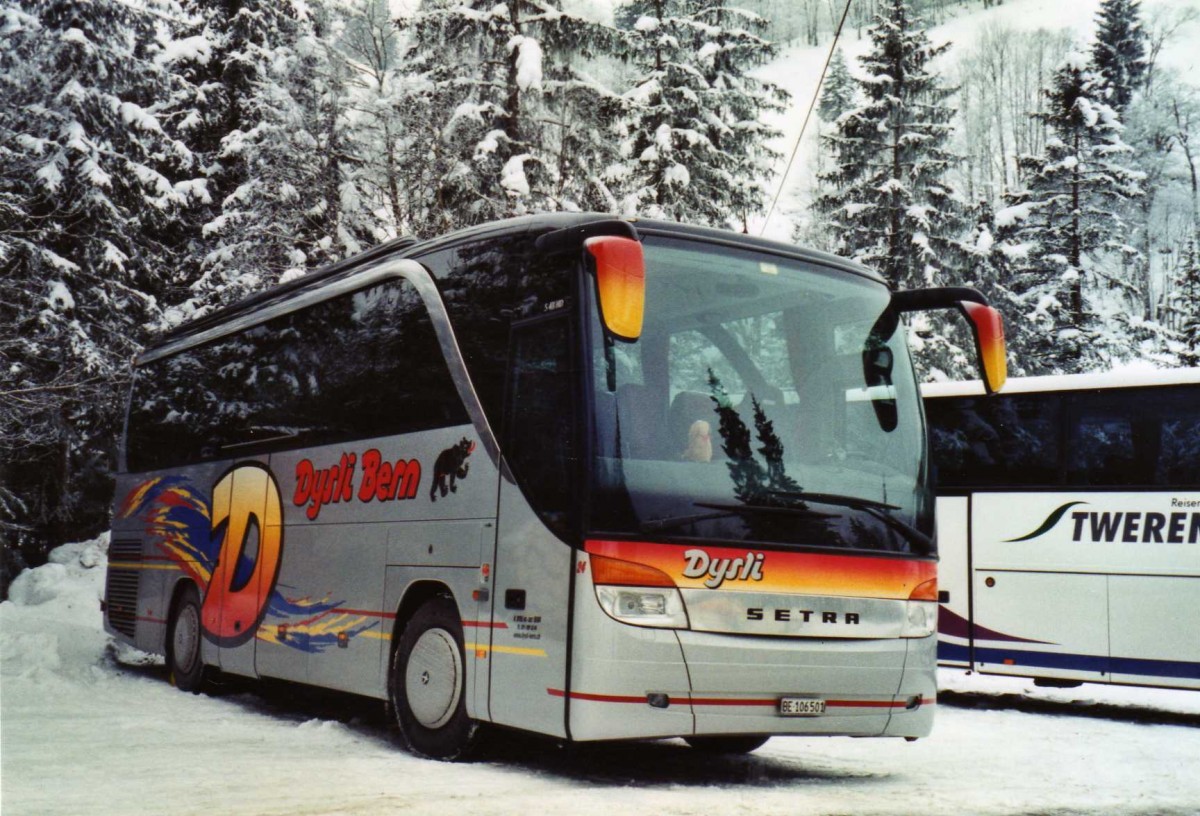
566, 610, 936, 741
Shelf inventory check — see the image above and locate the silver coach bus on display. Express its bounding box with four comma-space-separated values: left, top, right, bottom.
105, 214, 1006, 759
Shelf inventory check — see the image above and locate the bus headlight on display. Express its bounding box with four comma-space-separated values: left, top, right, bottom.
596, 586, 689, 629
901, 601, 936, 638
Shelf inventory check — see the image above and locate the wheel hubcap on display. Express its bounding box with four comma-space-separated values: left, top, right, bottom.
173, 604, 199, 674
405, 628, 461, 729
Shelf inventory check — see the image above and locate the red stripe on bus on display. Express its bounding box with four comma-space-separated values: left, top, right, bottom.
462, 620, 508, 629
136, 616, 167, 624
547, 690, 935, 708
688, 697, 778, 706
687, 698, 908, 708
546, 689, 646, 704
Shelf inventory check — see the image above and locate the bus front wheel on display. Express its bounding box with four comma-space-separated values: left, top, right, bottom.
684, 735, 769, 754
390, 596, 479, 760
167, 583, 209, 693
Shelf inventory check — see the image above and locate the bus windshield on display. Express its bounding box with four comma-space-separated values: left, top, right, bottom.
587, 235, 932, 555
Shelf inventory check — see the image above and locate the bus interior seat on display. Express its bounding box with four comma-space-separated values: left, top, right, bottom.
616, 383, 667, 459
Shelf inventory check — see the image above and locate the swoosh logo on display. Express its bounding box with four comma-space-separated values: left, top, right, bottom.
1003, 501, 1088, 542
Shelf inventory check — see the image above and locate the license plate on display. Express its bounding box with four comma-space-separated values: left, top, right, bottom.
779, 697, 826, 717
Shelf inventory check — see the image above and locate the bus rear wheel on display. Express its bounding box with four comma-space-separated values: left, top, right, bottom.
390, 596, 479, 760
684, 735, 769, 754
167, 584, 209, 693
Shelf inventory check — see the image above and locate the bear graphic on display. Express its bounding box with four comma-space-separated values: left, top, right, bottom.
430, 437, 475, 501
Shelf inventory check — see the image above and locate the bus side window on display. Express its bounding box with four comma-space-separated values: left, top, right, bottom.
126, 280, 466, 472
926, 393, 1060, 488
506, 317, 575, 535
1158, 388, 1200, 486
1068, 386, 1200, 487
420, 239, 572, 439
1067, 391, 1150, 486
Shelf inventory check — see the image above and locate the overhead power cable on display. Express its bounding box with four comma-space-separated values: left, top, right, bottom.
759, 0, 855, 237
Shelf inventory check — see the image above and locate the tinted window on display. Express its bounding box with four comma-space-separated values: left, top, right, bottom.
127, 280, 466, 471
506, 317, 575, 535
588, 237, 931, 555
418, 239, 572, 438
927, 384, 1200, 489
926, 393, 1061, 488
1066, 386, 1200, 488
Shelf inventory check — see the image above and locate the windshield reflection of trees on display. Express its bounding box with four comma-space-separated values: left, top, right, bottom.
702, 370, 921, 553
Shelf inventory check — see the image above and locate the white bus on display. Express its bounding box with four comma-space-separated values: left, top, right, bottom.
104, 213, 1005, 759
924, 368, 1200, 690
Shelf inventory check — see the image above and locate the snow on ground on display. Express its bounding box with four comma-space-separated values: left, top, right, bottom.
3, 540, 1199, 816
751, 0, 1200, 242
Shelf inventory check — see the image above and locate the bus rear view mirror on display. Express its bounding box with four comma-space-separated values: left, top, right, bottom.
958, 301, 1006, 395
892, 286, 1007, 395
586, 235, 645, 342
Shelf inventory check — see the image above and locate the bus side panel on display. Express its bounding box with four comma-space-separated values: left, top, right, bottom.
486, 478, 569, 739
106, 463, 229, 659
971, 570, 1111, 682
384, 518, 492, 709
303, 522, 387, 696
972, 493, 1111, 683
382, 563, 490, 715
934, 496, 971, 668
254, 524, 316, 685
261, 429, 496, 701
1109, 575, 1200, 689
106, 473, 174, 656
210, 456, 274, 680
974, 491, 1200, 686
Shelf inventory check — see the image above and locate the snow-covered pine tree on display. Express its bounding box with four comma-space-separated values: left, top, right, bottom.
1175, 239, 1200, 366
338, 0, 415, 232
690, 2, 787, 231
397, 1, 624, 235
1118, 71, 1191, 333
0, 0, 200, 559
999, 53, 1143, 374
616, 0, 728, 223
1091, 0, 1148, 114
816, 0, 965, 293
817, 47, 857, 124
190, 0, 385, 308
166, 0, 307, 312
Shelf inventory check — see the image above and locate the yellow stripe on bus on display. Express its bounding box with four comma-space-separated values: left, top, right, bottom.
465, 642, 547, 658
108, 562, 179, 571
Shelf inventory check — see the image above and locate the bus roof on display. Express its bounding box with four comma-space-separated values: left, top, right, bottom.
921, 366, 1200, 399
145, 213, 882, 362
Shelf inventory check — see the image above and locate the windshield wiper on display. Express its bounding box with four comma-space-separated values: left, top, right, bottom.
759, 490, 934, 554
639, 503, 839, 534
638, 492, 933, 555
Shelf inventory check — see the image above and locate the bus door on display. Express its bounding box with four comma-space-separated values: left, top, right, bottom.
205, 457, 284, 678
486, 315, 576, 737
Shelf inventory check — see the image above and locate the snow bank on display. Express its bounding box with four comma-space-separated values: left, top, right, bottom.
8, 562, 69, 606
0, 535, 113, 685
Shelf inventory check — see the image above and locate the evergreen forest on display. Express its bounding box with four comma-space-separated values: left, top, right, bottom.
2, 0, 1198, 586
